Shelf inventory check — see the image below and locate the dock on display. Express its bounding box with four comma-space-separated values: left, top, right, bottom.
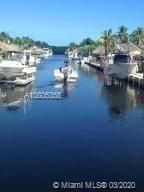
127, 73, 144, 88
85, 61, 103, 71
84, 61, 144, 89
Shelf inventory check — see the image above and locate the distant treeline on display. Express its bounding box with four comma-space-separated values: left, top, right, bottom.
0, 32, 68, 54
51, 46, 68, 55
0, 32, 49, 49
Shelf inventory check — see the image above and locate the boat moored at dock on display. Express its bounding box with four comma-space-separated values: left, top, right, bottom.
21, 50, 36, 66
103, 53, 138, 79
0, 49, 36, 85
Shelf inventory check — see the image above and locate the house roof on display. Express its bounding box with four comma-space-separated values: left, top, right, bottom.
119, 41, 144, 54
92, 46, 105, 55
0, 41, 22, 52
92, 41, 144, 56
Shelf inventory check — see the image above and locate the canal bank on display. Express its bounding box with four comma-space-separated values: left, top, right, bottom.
83, 60, 144, 89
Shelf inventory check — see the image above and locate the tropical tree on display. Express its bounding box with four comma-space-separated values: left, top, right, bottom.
117, 25, 129, 43
98, 29, 115, 56
40, 41, 49, 48
68, 42, 78, 51
0, 30, 50, 50
0, 32, 11, 43
79, 44, 97, 56
13, 37, 22, 45
130, 27, 144, 45
80, 37, 95, 46
35, 41, 43, 47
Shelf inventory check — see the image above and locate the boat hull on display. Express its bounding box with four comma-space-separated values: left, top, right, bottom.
54, 69, 78, 82
0, 66, 25, 80
15, 76, 35, 85
104, 63, 138, 79
0, 59, 36, 80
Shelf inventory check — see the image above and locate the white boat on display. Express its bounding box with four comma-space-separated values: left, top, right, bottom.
42, 48, 53, 59
36, 57, 41, 64
103, 53, 138, 79
21, 50, 35, 66
0, 60, 24, 80
54, 65, 78, 82
15, 74, 35, 85
65, 49, 79, 60
32, 54, 41, 64
0, 59, 36, 80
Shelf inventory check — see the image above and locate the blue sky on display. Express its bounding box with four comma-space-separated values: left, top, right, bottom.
0, 0, 143, 45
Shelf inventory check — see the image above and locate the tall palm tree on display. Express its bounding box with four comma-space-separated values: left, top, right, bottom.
98, 29, 115, 57
117, 25, 129, 43
130, 27, 144, 45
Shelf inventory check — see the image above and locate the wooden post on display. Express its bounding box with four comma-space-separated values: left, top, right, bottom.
133, 77, 135, 86
138, 79, 141, 88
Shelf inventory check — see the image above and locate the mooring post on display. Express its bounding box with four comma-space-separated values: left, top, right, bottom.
133, 77, 135, 86
128, 76, 129, 84
138, 79, 141, 88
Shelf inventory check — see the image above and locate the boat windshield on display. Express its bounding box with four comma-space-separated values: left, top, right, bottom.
114, 54, 132, 64
3, 52, 22, 61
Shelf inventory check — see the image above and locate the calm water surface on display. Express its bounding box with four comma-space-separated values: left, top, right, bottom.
0, 55, 144, 191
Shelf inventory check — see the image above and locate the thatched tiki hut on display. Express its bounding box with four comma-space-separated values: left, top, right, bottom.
0, 41, 22, 60
92, 46, 107, 69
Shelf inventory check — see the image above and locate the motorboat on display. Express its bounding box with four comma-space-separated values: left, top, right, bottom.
21, 50, 35, 66
15, 74, 35, 85
0, 60, 25, 80
14, 67, 36, 85
103, 53, 138, 79
0, 59, 36, 81
65, 49, 79, 60
0, 50, 36, 82
32, 53, 41, 64
54, 65, 78, 82
41, 48, 53, 59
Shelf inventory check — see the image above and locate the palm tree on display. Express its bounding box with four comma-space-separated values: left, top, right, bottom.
130, 27, 144, 45
117, 25, 129, 43
68, 42, 78, 51
80, 37, 95, 47
0, 32, 11, 43
98, 29, 115, 57
80, 44, 96, 56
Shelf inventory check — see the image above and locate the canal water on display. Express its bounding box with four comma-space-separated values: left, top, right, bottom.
0, 55, 144, 191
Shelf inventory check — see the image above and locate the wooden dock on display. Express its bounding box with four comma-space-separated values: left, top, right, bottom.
127, 73, 144, 87
85, 61, 103, 71
83, 59, 144, 89
84, 61, 144, 89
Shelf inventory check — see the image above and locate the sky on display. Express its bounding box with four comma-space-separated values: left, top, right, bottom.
0, 0, 143, 45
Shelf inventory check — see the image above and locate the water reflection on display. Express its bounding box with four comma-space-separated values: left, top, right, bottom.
79, 63, 104, 82
79, 63, 96, 75
101, 83, 144, 116
0, 83, 33, 110
54, 81, 77, 97
79, 63, 144, 116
